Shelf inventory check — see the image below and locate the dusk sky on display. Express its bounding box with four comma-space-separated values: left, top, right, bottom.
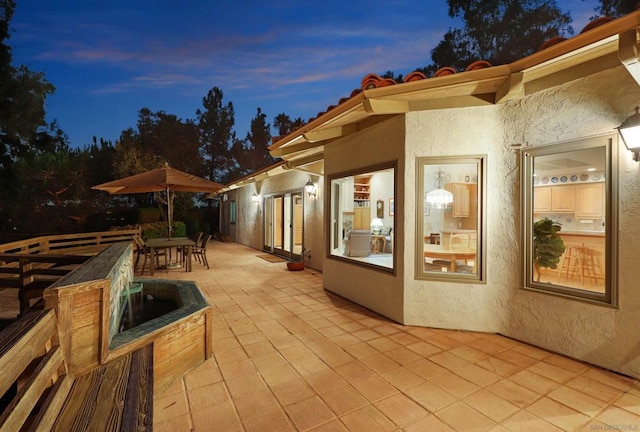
10, 1, 599, 149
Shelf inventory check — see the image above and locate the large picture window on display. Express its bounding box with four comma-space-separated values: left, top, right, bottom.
521, 135, 618, 306
416, 156, 486, 282
328, 163, 395, 271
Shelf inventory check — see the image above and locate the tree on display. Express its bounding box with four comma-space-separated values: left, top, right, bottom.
273, 113, 305, 136
593, 0, 638, 17
230, 107, 276, 179
0, 0, 56, 183
426, 0, 573, 73
196, 87, 237, 183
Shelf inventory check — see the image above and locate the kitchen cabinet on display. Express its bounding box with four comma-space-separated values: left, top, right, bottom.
575, 183, 604, 219
353, 207, 371, 230
445, 183, 471, 217
353, 175, 371, 208
533, 185, 574, 213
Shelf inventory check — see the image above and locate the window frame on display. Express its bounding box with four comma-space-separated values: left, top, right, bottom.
520, 135, 618, 307
415, 155, 487, 283
326, 161, 397, 273
229, 200, 237, 225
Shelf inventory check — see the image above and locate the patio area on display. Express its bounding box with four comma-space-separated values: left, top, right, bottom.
145, 240, 640, 432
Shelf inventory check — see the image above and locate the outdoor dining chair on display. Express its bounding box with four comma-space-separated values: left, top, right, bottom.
192, 234, 212, 269
134, 236, 167, 274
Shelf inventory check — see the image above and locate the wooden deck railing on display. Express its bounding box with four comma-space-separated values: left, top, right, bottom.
0, 229, 141, 316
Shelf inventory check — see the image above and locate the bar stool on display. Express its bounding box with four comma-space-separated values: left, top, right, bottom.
556, 243, 584, 284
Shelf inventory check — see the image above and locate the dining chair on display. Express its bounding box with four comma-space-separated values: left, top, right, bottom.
179, 231, 203, 265
192, 234, 212, 269
135, 236, 167, 274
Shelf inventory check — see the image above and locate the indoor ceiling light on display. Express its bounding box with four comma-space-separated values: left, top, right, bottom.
425, 168, 453, 209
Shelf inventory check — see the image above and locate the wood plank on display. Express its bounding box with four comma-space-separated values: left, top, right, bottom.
0, 309, 56, 397
29, 374, 74, 432
121, 345, 153, 432
0, 346, 65, 432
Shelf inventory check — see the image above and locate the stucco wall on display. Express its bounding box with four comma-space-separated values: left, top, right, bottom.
224, 169, 324, 271
404, 66, 640, 378
323, 116, 405, 323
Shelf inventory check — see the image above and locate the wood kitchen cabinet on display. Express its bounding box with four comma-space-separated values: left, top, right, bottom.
353, 207, 371, 230
575, 183, 604, 219
533, 185, 574, 213
445, 183, 471, 217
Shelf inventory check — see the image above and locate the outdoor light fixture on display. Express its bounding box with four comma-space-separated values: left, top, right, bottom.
617, 106, 640, 162
251, 193, 260, 203
305, 179, 317, 198
425, 168, 453, 209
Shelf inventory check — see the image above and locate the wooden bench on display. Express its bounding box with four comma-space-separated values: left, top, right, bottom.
0, 309, 153, 432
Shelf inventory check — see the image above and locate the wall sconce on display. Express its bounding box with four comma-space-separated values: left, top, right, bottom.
305, 179, 317, 198
251, 193, 260, 204
617, 106, 640, 161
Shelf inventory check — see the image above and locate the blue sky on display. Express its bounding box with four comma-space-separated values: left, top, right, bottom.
10, 0, 599, 149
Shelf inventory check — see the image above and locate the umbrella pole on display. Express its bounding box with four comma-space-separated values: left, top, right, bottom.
167, 185, 172, 240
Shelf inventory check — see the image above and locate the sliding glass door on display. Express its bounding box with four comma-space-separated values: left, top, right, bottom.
263, 192, 303, 260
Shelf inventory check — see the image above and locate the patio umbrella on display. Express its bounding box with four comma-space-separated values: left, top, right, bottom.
92, 163, 223, 239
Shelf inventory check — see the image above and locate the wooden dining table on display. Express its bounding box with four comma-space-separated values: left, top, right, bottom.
145, 237, 196, 275
423, 244, 476, 272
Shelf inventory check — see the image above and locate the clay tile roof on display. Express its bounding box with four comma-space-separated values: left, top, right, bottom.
282, 14, 631, 137
433, 66, 458, 77
580, 16, 614, 33
464, 60, 493, 71
538, 36, 567, 51
404, 71, 427, 82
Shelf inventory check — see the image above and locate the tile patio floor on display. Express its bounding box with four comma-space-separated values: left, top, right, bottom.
144, 241, 639, 431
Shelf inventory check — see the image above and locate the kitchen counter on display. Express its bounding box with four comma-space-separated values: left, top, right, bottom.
559, 230, 605, 237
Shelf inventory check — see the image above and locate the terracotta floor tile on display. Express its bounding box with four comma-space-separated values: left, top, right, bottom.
406, 358, 449, 380
404, 414, 456, 432
308, 419, 350, 432
321, 385, 369, 416
352, 329, 380, 341
183, 361, 223, 390
331, 333, 362, 347
271, 378, 317, 406
243, 409, 295, 432
475, 356, 524, 378
305, 368, 347, 394
527, 361, 578, 384
191, 400, 240, 431
511, 344, 552, 361
186, 381, 230, 410
225, 372, 267, 399
291, 354, 330, 376
500, 410, 564, 432
215, 337, 243, 352
215, 347, 249, 365
583, 368, 634, 392
405, 381, 457, 412
260, 363, 301, 387
566, 375, 623, 403
343, 341, 380, 360
526, 397, 590, 431
509, 369, 560, 395
380, 366, 425, 391
153, 414, 192, 432
494, 348, 540, 369
368, 337, 402, 353
486, 379, 540, 408
372, 324, 402, 337
547, 385, 609, 416
340, 406, 396, 432
244, 340, 276, 358
352, 375, 399, 402
360, 353, 401, 374
430, 371, 481, 399
596, 405, 640, 428
406, 340, 442, 357
435, 401, 496, 432
251, 351, 289, 372
374, 393, 429, 427
284, 396, 336, 431
450, 345, 490, 362
384, 346, 422, 365
236, 331, 267, 346
334, 361, 376, 383
318, 326, 346, 338
233, 389, 281, 421
464, 389, 520, 422
429, 351, 472, 371
426, 334, 461, 350
455, 363, 502, 387
154, 391, 190, 423
219, 358, 257, 380
614, 392, 640, 416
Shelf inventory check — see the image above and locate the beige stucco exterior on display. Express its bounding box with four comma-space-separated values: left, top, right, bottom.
404, 65, 640, 378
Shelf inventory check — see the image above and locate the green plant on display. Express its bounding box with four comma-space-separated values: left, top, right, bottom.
532, 217, 566, 281
141, 221, 186, 239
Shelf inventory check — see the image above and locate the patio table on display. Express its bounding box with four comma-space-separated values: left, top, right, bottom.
146, 237, 196, 275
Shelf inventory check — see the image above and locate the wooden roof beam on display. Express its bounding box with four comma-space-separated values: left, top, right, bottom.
619, 28, 640, 86
302, 124, 359, 143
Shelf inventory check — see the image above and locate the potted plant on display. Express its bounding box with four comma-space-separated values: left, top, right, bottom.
287, 248, 311, 271
532, 217, 566, 282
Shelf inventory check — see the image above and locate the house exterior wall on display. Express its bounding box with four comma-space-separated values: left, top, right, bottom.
323, 116, 406, 323
222, 169, 324, 271
404, 65, 640, 378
